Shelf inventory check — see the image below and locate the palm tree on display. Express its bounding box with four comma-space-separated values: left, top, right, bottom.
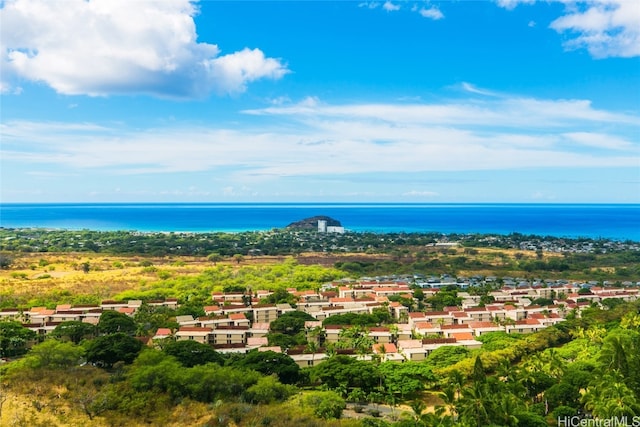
354, 335, 374, 360
410, 399, 426, 423
599, 334, 630, 377
372, 343, 386, 364
518, 364, 541, 403
457, 382, 494, 427
399, 311, 409, 324
325, 342, 337, 358
308, 325, 326, 347
540, 348, 565, 379
438, 384, 457, 420
448, 370, 466, 401
420, 406, 454, 427
583, 373, 640, 418
305, 341, 319, 366
603, 382, 640, 418
494, 393, 521, 427
388, 324, 399, 345
338, 325, 374, 359
496, 359, 527, 398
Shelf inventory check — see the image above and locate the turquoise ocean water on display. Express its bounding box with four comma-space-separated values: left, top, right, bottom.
0, 203, 638, 241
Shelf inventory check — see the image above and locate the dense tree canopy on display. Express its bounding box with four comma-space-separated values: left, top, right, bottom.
231, 350, 300, 385
378, 362, 436, 399
0, 321, 37, 357
269, 311, 315, 335
310, 355, 380, 394
25, 339, 84, 369
162, 340, 224, 367
50, 321, 97, 344
85, 332, 143, 368
322, 309, 392, 327
98, 310, 137, 335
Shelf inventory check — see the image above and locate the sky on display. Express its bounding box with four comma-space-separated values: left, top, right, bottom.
1, 0, 639, 203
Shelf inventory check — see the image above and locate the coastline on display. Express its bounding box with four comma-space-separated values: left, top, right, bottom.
1, 203, 639, 241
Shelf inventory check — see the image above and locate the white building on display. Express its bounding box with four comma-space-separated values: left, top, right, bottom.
318, 220, 345, 234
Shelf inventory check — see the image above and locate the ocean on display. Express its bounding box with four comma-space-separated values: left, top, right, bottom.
0, 203, 638, 241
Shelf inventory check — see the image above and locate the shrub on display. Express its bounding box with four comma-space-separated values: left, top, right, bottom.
304, 391, 346, 419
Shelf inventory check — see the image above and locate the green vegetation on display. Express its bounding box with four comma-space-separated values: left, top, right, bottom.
1, 228, 639, 425
4, 301, 638, 426
111, 260, 345, 302
323, 309, 393, 327
162, 339, 225, 367
0, 302, 640, 427
50, 320, 97, 344
2, 228, 639, 282
0, 321, 36, 357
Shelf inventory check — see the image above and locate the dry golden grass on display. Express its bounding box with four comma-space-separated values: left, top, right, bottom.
0, 365, 217, 427
0, 253, 303, 305
0, 247, 603, 306
0, 253, 205, 303
0, 387, 216, 427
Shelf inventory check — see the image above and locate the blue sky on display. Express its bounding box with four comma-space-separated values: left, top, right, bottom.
1, 0, 639, 203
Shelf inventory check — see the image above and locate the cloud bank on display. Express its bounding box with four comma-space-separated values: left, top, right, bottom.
0, 0, 289, 97
2, 89, 637, 179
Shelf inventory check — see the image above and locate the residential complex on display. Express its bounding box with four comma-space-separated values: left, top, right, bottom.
5, 277, 638, 368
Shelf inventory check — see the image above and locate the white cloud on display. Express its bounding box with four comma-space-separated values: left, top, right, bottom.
549, 0, 640, 58
495, 0, 535, 11
562, 132, 636, 150
419, 7, 444, 20
1, 81, 22, 95
496, 0, 640, 58
205, 48, 289, 95
0, 0, 289, 97
460, 82, 500, 97
269, 96, 292, 106
383, 1, 401, 12
245, 97, 638, 128
359, 2, 381, 9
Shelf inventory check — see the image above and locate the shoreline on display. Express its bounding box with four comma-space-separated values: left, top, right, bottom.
2, 226, 640, 247
2, 203, 639, 241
